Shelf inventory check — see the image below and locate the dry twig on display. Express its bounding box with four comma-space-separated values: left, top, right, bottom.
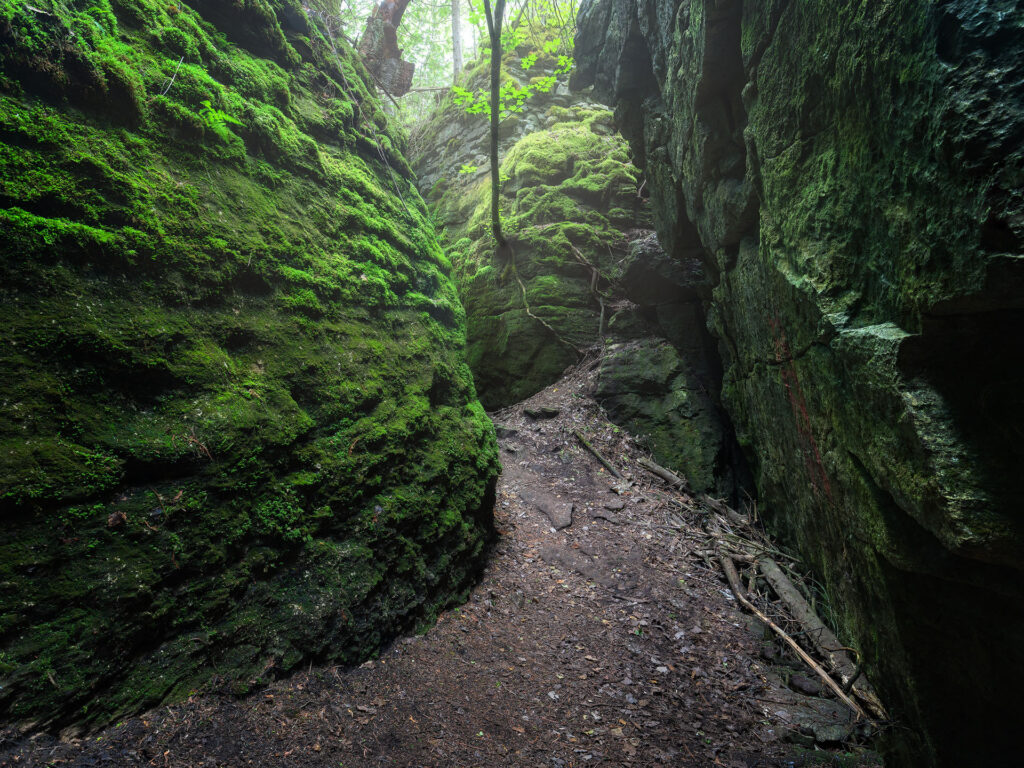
638, 456, 687, 489
716, 554, 867, 720
759, 557, 887, 719
573, 431, 623, 479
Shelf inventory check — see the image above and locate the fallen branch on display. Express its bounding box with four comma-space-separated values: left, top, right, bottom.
608, 593, 652, 604
693, 548, 754, 563
759, 557, 887, 719
716, 554, 867, 721
367, 70, 401, 108
573, 431, 623, 479
701, 494, 748, 528
720, 531, 794, 562
638, 456, 686, 489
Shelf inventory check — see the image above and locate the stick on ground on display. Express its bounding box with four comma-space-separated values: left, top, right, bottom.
701, 494, 749, 528
573, 431, 624, 479
637, 457, 686, 489
717, 554, 868, 721
758, 557, 887, 719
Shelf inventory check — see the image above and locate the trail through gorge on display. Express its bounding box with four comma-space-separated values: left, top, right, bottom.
1, 358, 883, 768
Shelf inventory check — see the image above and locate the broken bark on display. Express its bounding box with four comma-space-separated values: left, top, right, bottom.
357, 0, 415, 96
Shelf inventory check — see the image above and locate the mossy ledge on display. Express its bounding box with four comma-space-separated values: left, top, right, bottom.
0, 0, 498, 731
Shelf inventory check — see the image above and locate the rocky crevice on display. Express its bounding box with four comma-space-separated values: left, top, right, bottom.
573, 1, 1024, 764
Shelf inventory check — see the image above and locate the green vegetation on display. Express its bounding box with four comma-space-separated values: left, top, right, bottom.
450, 40, 573, 118
0, 0, 498, 731
433, 102, 645, 407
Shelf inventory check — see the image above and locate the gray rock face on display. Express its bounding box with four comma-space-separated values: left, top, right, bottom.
596, 234, 749, 497
574, 1, 1024, 765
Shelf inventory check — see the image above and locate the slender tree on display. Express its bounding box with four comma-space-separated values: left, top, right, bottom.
451, 0, 463, 82
482, 0, 508, 252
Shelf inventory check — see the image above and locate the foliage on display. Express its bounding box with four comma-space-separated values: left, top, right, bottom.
450, 51, 571, 119
198, 99, 243, 129
327, 0, 579, 125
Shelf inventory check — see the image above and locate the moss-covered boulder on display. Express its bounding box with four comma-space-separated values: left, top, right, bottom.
451, 107, 646, 408
575, 0, 1024, 764
0, 0, 498, 731
422, 102, 651, 410
411, 42, 647, 409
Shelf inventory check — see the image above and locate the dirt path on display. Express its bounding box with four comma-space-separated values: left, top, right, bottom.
1, 359, 881, 768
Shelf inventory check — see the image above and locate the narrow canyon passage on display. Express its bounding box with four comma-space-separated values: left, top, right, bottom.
2, 2, 1020, 765
1, 360, 880, 768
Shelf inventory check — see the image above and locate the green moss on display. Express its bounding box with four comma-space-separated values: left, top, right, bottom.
579, 0, 1024, 761
0, 0, 497, 732
420, 105, 647, 408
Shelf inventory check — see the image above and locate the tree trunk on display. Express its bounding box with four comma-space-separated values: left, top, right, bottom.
358, 0, 417, 96
483, 0, 507, 251
451, 0, 463, 83
389, 0, 413, 28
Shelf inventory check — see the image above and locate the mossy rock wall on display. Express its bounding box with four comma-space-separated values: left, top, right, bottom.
450, 106, 646, 408
411, 44, 646, 407
411, 48, 647, 410
411, 45, 600, 230
595, 233, 749, 496
0, 0, 498, 731
575, 1, 1024, 764
412, 44, 747, 495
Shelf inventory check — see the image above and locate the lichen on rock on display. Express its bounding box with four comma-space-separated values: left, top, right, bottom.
0, 0, 497, 731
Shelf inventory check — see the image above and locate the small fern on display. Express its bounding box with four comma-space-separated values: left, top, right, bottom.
199, 99, 243, 129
